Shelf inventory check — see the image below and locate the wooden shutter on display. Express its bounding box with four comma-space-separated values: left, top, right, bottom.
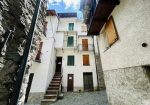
105, 16, 118, 45
35, 42, 43, 62
68, 23, 74, 31
82, 39, 88, 51
83, 55, 89, 65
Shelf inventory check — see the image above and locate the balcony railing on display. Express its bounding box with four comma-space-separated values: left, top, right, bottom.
63, 40, 77, 48
78, 44, 94, 51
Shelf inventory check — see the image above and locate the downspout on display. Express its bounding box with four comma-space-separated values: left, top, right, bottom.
11, 0, 42, 104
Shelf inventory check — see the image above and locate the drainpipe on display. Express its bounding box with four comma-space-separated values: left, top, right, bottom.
11, 0, 42, 104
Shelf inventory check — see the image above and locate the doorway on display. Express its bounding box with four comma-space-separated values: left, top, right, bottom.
67, 74, 74, 92
25, 73, 34, 103
55, 57, 62, 73
83, 72, 93, 91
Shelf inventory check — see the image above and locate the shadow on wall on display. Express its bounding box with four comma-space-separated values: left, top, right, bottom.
143, 66, 150, 82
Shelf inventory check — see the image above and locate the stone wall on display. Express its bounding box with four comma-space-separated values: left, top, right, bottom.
0, 0, 46, 104
104, 66, 150, 105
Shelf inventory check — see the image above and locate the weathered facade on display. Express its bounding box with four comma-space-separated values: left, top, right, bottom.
82, 0, 150, 105
0, 0, 46, 104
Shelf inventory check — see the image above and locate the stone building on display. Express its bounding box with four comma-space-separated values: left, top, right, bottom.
0, 0, 47, 104
81, 0, 150, 105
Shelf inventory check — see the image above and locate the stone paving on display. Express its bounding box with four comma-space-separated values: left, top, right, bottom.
25, 90, 108, 105
51, 90, 108, 105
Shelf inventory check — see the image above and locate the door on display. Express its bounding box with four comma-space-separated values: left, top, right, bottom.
56, 57, 62, 73
67, 74, 74, 92
82, 39, 88, 51
83, 72, 93, 91
25, 73, 34, 103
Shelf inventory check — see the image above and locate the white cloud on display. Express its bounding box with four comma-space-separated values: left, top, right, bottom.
48, 0, 80, 10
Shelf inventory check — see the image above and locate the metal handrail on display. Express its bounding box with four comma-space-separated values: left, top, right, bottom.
10, 0, 42, 104
78, 44, 94, 51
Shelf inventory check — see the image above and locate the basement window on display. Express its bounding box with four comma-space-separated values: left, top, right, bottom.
103, 16, 118, 50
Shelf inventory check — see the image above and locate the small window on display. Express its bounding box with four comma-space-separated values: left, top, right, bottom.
83, 55, 90, 66
67, 56, 74, 66
35, 42, 43, 63
105, 16, 118, 46
67, 36, 74, 47
68, 23, 74, 31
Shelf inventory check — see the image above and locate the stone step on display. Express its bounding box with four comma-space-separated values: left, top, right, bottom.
48, 86, 59, 90
41, 98, 57, 102
46, 90, 58, 94
44, 94, 57, 99
49, 83, 60, 87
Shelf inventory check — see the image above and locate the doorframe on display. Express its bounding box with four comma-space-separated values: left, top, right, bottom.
55, 56, 62, 73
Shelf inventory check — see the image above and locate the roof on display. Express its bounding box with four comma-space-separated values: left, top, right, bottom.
57, 13, 77, 18
46, 10, 57, 16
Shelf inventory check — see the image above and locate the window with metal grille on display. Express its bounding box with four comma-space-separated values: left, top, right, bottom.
67, 56, 74, 66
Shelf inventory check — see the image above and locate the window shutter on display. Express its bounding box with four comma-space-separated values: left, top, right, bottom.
82, 39, 88, 51
68, 23, 74, 31
67, 36, 74, 46
105, 16, 118, 45
83, 55, 89, 65
35, 42, 43, 62
67, 56, 74, 66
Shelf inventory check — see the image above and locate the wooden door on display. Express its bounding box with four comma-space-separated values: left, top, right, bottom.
82, 39, 88, 51
25, 73, 34, 102
67, 74, 74, 92
83, 55, 89, 66
83, 72, 93, 91
56, 57, 62, 73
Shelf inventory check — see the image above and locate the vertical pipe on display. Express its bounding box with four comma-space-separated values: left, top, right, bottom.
11, 0, 41, 104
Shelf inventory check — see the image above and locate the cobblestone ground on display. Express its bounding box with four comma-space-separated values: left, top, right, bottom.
51, 90, 108, 105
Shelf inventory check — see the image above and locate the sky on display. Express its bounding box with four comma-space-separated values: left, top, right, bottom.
48, 0, 83, 19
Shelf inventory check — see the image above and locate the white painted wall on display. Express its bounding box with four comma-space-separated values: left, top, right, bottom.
54, 18, 98, 92
30, 39, 56, 92
29, 15, 58, 92
56, 50, 97, 92
98, 0, 150, 71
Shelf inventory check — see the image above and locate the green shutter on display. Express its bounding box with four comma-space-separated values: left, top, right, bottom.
67, 36, 74, 47
67, 56, 74, 66
68, 23, 74, 31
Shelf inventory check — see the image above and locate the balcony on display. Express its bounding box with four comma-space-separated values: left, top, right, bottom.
86, 0, 120, 35
63, 40, 77, 49
78, 44, 94, 51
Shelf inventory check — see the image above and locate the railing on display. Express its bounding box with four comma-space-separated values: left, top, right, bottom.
78, 44, 94, 51
63, 40, 77, 48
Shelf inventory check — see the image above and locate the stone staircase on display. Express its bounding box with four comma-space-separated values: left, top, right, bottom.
41, 72, 62, 104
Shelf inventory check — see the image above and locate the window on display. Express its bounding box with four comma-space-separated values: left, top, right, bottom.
82, 39, 88, 51
67, 56, 74, 66
68, 23, 74, 31
83, 55, 89, 66
105, 16, 118, 46
67, 36, 74, 47
35, 42, 43, 63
